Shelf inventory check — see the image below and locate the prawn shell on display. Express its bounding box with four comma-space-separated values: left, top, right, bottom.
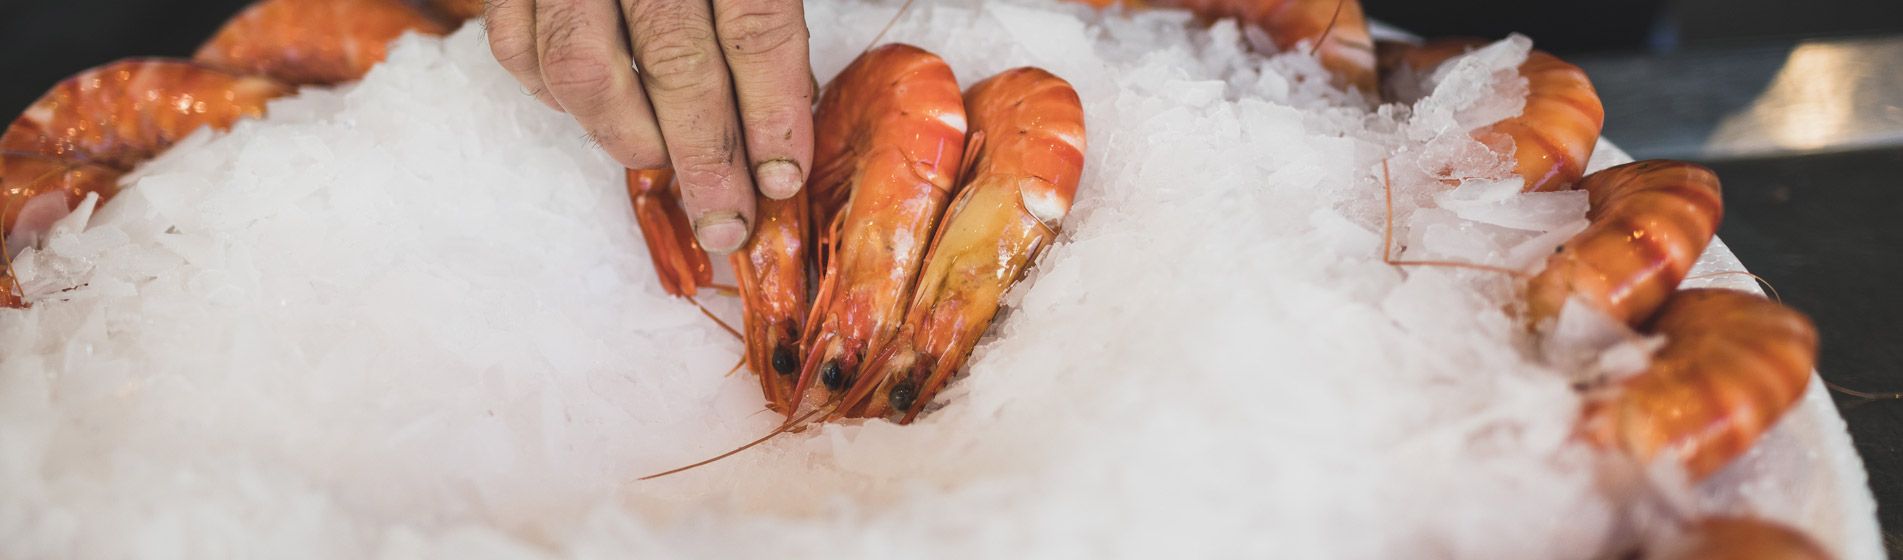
1653, 517, 1833, 560
2, 59, 287, 171
1526, 160, 1723, 329
196, 0, 448, 85
1379, 39, 1604, 193
1581, 289, 1818, 481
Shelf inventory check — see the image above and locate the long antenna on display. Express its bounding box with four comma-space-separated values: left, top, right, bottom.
1379, 159, 1532, 278
863, 0, 919, 54
1309, 0, 1347, 56
638, 404, 833, 480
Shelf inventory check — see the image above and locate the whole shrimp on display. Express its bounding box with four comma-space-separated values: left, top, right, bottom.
1159, 0, 1375, 92
1580, 288, 1817, 482
625, 168, 716, 297
1378, 38, 1605, 193
839, 67, 1087, 422
1524, 160, 1723, 329
423, 0, 486, 22
1651, 517, 1833, 560
732, 190, 813, 412
625, 167, 813, 413
2, 60, 288, 172
0, 59, 289, 307
196, 0, 448, 86
789, 43, 969, 416
1074, 0, 1374, 92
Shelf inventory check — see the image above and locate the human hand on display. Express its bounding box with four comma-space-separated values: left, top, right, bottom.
484, 0, 814, 252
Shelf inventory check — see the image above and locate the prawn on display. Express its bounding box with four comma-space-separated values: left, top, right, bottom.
1651, 517, 1832, 560
789, 43, 969, 416
2, 60, 288, 172
195, 0, 448, 86
1580, 288, 1818, 482
1074, 0, 1374, 92
0, 60, 287, 308
624, 167, 813, 413
423, 0, 487, 22
1378, 39, 1605, 193
839, 67, 1087, 422
731, 191, 813, 413
625, 168, 715, 297
1524, 160, 1723, 329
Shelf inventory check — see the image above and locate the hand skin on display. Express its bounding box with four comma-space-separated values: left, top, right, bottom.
484, 0, 815, 253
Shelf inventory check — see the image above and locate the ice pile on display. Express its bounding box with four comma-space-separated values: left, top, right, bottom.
0, 0, 1843, 558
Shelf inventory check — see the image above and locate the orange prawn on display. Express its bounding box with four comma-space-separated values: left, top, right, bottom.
1074, 0, 1375, 92
838, 67, 1086, 422
625, 168, 716, 297
1378, 39, 1605, 193
196, 0, 449, 86
2, 60, 288, 172
1651, 517, 1832, 560
423, 0, 487, 22
1524, 160, 1723, 329
0, 59, 288, 307
0, 156, 125, 307
789, 43, 969, 416
623, 170, 813, 413
1580, 288, 1817, 482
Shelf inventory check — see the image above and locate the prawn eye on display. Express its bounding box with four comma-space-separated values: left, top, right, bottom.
771, 346, 797, 376
888, 382, 918, 413
821, 361, 848, 390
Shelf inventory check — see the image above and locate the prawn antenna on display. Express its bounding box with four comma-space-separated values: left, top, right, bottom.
1379, 159, 1533, 278
1824, 380, 1903, 402
1684, 270, 1782, 303
865, 0, 919, 54
1310, 0, 1347, 56
686, 294, 744, 341
638, 404, 835, 481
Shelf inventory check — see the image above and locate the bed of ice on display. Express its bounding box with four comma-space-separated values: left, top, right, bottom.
0, 0, 1877, 557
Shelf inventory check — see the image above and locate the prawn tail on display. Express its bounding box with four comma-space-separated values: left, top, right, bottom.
626, 168, 714, 297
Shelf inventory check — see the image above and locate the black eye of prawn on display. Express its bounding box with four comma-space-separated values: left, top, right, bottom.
771, 346, 797, 376
821, 361, 848, 391
888, 381, 918, 413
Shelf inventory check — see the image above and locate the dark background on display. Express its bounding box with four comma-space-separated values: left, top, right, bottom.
4, 0, 1902, 553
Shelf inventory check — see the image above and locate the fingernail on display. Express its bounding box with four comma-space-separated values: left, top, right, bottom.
695, 212, 749, 254
756, 159, 803, 200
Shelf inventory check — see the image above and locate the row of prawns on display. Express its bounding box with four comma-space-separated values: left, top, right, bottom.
0, 0, 480, 307
1077, 0, 1832, 556
1375, 30, 1831, 560
612, 0, 1833, 557
627, 43, 1086, 431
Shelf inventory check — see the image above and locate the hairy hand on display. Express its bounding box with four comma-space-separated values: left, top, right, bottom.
485, 0, 813, 252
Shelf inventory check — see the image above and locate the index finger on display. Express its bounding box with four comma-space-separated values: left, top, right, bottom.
623, 0, 756, 253
712, 0, 813, 200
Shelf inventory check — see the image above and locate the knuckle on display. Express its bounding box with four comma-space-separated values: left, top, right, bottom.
673, 152, 740, 195
486, 26, 537, 72
717, 8, 806, 57
539, 50, 620, 106
631, 7, 721, 92
640, 43, 718, 94
740, 105, 803, 146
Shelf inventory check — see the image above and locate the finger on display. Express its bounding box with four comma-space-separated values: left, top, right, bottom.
624, 0, 757, 253
536, 0, 669, 169
484, 0, 561, 110
712, 0, 813, 200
